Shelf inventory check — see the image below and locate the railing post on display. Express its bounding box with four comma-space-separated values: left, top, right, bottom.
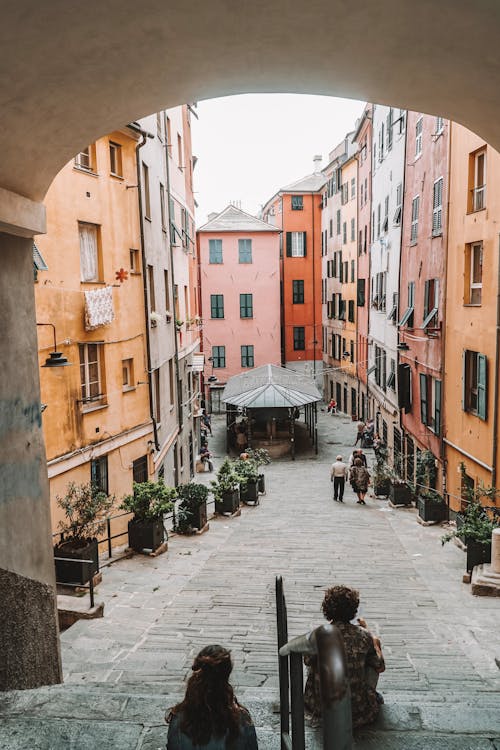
107, 517, 112, 559
276, 576, 290, 749
289, 652, 305, 750
89, 572, 95, 609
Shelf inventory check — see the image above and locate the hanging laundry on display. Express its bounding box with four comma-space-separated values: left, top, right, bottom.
84, 286, 114, 331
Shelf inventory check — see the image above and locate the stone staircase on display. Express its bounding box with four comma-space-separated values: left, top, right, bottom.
1, 682, 500, 749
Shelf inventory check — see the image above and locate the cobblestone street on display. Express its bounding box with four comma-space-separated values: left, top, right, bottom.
2, 408, 500, 749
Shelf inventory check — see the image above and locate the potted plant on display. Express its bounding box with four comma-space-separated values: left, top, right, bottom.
234, 457, 260, 504
175, 318, 184, 331
121, 480, 176, 552
175, 482, 209, 533
442, 498, 499, 572
54, 482, 114, 585
211, 459, 240, 514
372, 446, 391, 497
417, 489, 447, 523
246, 448, 271, 493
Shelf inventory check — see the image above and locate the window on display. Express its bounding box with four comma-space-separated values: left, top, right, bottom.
91, 456, 108, 494
387, 292, 398, 323
210, 294, 224, 318
415, 117, 423, 157
329, 219, 333, 238
109, 141, 123, 177
152, 368, 161, 423
341, 183, 349, 205
164, 269, 170, 311
132, 455, 148, 484
463, 350, 487, 419
122, 358, 134, 390
336, 209, 341, 235
422, 279, 439, 329
177, 133, 183, 167
342, 222, 347, 244
286, 231, 306, 257
348, 300, 355, 323
432, 177, 443, 236
79, 343, 104, 407
130, 248, 140, 273
79, 222, 101, 282
74, 145, 95, 172
209, 238, 223, 263
165, 117, 172, 154
466, 242, 483, 305
293, 326, 305, 350
351, 259, 355, 282
410, 196, 419, 244
386, 108, 393, 151
292, 280, 304, 304
291, 195, 303, 210
241, 345, 254, 368
398, 282, 415, 327
338, 298, 346, 321
238, 239, 252, 263
378, 124, 384, 162
168, 359, 175, 406
372, 271, 386, 311
212, 346, 226, 368
471, 149, 486, 211
156, 112, 163, 140
382, 196, 389, 233
240, 293, 253, 318
351, 178, 356, 199
350, 217, 355, 242
387, 359, 396, 390
393, 183, 402, 225
142, 162, 151, 219
357, 278, 365, 307
147, 265, 156, 312
377, 204, 381, 239
160, 183, 166, 230
436, 116, 444, 134
419, 374, 442, 434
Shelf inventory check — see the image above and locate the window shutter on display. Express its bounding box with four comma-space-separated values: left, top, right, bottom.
302, 232, 307, 256
286, 232, 292, 257
434, 379, 442, 435
462, 351, 467, 412
357, 278, 365, 306
419, 373, 428, 425
423, 280, 430, 319
477, 353, 487, 420
397, 364, 411, 412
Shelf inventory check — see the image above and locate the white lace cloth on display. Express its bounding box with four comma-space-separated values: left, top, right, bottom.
84, 286, 114, 330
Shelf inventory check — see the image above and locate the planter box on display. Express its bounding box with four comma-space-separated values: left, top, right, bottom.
241, 479, 259, 504
390, 482, 413, 506
54, 538, 99, 585
258, 474, 266, 494
417, 495, 447, 523
128, 518, 164, 553
466, 539, 491, 573
216, 489, 240, 515
182, 501, 208, 531
373, 478, 391, 497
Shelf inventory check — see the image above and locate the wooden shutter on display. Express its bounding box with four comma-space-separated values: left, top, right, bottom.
423, 280, 430, 319
419, 373, 428, 425
286, 232, 292, 256
357, 278, 365, 306
397, 364, 411, 412
477, 353, 487, 420
302, 231, 307, 256
434, 379, 442, 435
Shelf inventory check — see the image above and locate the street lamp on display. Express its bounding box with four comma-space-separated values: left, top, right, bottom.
37, 322, 72, 367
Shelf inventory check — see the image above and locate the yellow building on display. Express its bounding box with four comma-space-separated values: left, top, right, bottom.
339, 152, 359, 416
35, 128, 153, 542
444, 124, 500, 511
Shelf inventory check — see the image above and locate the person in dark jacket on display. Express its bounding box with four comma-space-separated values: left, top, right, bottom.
349, 458, 370, 504
166, 645, 258, 749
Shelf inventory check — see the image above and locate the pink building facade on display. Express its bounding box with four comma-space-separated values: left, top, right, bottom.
197, 205, 281, 411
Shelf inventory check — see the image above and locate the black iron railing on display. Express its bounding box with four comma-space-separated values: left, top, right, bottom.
276, 576, 352, 750
53, 556, 96, 608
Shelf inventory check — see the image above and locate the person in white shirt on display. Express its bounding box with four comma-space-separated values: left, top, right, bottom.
330, 455, 348, 502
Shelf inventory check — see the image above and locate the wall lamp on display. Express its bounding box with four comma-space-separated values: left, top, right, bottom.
397, 342, 410, 351
37, 323, 72, 367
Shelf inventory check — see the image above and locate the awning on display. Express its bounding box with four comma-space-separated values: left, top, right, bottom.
222, 363, 321, 409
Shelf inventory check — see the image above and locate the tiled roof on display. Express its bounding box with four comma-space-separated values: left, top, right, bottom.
280, 172, 326, 193
198, 205, 281, 232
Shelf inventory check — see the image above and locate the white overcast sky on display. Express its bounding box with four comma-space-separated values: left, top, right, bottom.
191, 94, 366, 226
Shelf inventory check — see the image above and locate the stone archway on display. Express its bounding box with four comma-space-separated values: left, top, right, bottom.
2, 0, 500, 689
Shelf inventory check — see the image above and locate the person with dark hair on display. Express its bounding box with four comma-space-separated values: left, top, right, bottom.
166, 645, 258, 749
304, 586, 385, 729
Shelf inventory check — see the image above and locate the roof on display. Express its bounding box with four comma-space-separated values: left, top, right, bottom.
280, 172, 326, 193
222, 364, 321, 409
198, 204, 281, 233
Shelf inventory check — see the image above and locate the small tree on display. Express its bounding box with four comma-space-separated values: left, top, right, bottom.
233, 457, 259, 491
121, 481, 177, 522
56, 482, 114, 543
210, 458, 239, 503
175, 482, 209, 533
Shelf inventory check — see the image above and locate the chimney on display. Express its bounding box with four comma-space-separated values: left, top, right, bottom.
313, 154, 322, 173
208, 212, 218, 221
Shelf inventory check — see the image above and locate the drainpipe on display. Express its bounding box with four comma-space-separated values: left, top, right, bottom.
441, 122, 453, 508
312, 192, 317, 382
163, 111, 183, 434
491, 231, 500, 489
396, 110, 408, 447
133, 126, 160, 452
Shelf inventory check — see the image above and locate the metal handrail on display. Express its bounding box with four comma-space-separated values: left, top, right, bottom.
54, 556, 95, 608
276, 576, 352, 750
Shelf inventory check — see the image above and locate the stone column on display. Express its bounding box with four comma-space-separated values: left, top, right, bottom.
0, 232, 62, 690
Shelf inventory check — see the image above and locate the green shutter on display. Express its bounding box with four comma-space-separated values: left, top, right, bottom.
434, 379, 442, 435
477, 353, 487, 420
419, 373, 428, 425
302, 231, 307, 256
286, 232, 292, 256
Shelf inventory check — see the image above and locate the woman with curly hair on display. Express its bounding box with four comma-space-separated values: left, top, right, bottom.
166, 644, 258, 749
304, 585, 385, 729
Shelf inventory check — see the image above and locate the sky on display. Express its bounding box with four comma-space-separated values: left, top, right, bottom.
191, 94, 366, 226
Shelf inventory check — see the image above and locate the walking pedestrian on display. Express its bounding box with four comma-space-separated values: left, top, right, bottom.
348, 449, 367, 468
349, 458, 371, 504
353, 421, 366, 446
330, 455, 348, 502
201, 411, 212, 436
327, 399, 337, 414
